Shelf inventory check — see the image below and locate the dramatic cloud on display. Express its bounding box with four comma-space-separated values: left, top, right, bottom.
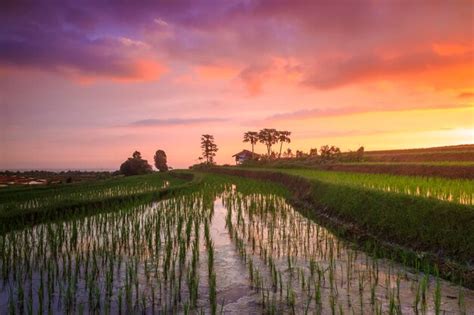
1, 1, 472, 168
2, 1, 471, 89
301, 49, 473, 89
0, 5, 166, 82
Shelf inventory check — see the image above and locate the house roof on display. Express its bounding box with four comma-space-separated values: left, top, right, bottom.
232, 149, 260, 157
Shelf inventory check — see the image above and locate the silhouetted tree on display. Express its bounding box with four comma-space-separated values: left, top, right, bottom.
309, 148, 318, 157
154, 149, 168, 172
243, 131, 259, 157
355, 146, 365, 161
120, 151, 152, 176
277, 130, 291, 158
320, 145, 341, 160
284, 148, 293, 158
201, 134, 218, 164
258, 128, 279, 157
295, 150, 307, 158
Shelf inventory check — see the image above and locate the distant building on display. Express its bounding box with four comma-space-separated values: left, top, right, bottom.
232, 150, 260, 164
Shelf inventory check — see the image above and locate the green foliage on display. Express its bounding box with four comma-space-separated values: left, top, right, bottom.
258, 128, 279, 156
319, 145, 341, 160
154, 149, 169, 172
243, 131, 259, 156
201, 134, 218, 164
119, 151, 153, 176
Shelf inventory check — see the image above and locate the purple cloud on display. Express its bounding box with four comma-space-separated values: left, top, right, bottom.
1, 1, 472, 89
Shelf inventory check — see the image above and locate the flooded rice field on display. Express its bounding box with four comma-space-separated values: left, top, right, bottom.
0, 182, 473, 314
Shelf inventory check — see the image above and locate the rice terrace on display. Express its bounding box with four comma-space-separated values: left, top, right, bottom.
1, 1, 473, 314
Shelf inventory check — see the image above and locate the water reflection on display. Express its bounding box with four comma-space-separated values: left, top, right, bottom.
0, 183, 472, 314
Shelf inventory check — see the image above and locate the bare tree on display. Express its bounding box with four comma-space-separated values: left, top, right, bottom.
201, 134, 218, 164
243, 131, 259, 157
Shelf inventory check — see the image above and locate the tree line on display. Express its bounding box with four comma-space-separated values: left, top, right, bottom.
119, 150, 168, 176
119, 130, 365, 175
243, 128, 291, 158
242, 129, 364, 162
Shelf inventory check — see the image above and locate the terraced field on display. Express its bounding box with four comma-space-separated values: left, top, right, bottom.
1, 173, 473, 314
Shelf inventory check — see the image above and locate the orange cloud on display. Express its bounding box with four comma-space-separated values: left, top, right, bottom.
432, 43, 471, 56
74, 59, 167, 84
238, 64, 268, 96
302, 49, 473, 90
458, 92, 474, 99
194, 64, 239, 80
237, 57, 303, 96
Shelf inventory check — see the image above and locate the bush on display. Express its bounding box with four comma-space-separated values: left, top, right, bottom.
120, 151, 152, 176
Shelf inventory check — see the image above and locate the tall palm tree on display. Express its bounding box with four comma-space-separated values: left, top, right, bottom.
258, 128, 279, 156
243, 131, 259, 157
277, 130, 291, 158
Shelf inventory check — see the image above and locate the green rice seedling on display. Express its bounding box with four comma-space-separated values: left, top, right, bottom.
0, 172, 472, 314
434, 276, 441, 315
458, 286, 466, 314
277, 168, 473, 205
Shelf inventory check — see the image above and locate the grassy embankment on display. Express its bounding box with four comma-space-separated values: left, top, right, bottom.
279, 168, 473, 205
243, 144, 474, 179
211, 167, 474, 287
363, 144, 474, 162
0, 172, 197, 231
244, 157, 474, 179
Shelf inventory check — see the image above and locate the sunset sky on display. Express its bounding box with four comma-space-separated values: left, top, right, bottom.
1, 1, 473, 170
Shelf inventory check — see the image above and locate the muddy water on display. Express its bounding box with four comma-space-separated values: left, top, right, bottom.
208, 196, 262, 313
0, 183, 473, 314
209, 189, 474, 314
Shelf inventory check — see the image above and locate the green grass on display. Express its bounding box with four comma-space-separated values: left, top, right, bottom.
304, 176, 474, 263
0, 172, 191, 221
338, 161, 474, 166
244, 168, 473, 205
0, 170, 472, 314
3, 171, 468, 313
213, 167, 474, 282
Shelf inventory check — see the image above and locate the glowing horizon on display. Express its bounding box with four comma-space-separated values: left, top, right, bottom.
1, 1, 473, 170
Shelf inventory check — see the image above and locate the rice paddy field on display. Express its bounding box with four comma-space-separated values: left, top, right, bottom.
0, 173, 189, 223
1, 173, 473, 314
276, 169, 474, 205
245, 144, 474, 180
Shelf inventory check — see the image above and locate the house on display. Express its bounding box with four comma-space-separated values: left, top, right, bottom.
232, 150, 260, 164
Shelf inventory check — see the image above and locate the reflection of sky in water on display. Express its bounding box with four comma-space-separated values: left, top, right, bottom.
0, 184, 472, 314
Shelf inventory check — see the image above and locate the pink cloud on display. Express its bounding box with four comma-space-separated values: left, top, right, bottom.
194, 64, 239, 80
265, 103, 473, 121
301, 49, 473, 89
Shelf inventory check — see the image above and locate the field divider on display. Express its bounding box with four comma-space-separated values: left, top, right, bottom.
204, 167, 474, 289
